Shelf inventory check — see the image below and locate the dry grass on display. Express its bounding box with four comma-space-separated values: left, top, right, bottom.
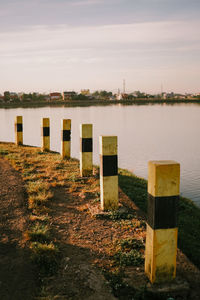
0, 142, 100, 280
0, 143, 83, 281
0, 142, 148, 299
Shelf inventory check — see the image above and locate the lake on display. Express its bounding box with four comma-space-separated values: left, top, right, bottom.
0, 103, 200, 207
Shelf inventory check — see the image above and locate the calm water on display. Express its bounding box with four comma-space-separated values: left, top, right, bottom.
0, 103, 200, 206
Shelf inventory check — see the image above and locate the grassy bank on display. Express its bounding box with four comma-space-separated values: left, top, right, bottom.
119, 168, 200, 269
0, 142, 200, 299
1, 98, 200, 109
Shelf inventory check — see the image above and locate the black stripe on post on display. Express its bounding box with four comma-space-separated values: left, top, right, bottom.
147, 194, 178, 229
81, 138, 93, 152
63, 130, 71, 141
100, 155, 118, 177
17, 123, 23, 132
43, 127, 50, 136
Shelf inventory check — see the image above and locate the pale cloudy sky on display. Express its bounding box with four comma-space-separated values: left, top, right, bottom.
0, 0, 199, 94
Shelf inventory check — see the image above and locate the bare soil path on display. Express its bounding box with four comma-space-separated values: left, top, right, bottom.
42, 185, 118, 299
0, 158, 37, 300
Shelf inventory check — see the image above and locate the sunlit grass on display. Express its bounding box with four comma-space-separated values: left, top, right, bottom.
26, 223, 50, 243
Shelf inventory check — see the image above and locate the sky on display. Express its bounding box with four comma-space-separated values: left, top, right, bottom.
0, 0, 200, 94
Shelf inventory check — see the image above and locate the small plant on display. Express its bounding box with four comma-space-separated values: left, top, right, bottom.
109, 210, 133, 221
31, 242, 60, 276
0, 148, 8, 156
27, 223, 50, 243
30, 214, 49, 223
54, 162, 65, 170
118, 238, 144, 251
111, 238, 144, 268
114, 249, 144, 267
68, 174, 79, 182
26, 180, 50, 194
37, 151, 46, 155
28, 190, 53, 209
103, 269, 136, 299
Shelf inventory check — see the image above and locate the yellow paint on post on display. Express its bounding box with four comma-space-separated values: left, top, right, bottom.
41, 118, 50, 151
99, 136, 117, 156
145, 224, 178, 283
100, 136, 118, 211
61, 119, 71, 159
145, 160, 180, 284
81, 124, 92, 139
100, 175, 118, 210
80, 124, 93, 177
15, 116, 23, 145
80, 152, 93, 176
148, 160, 180, 197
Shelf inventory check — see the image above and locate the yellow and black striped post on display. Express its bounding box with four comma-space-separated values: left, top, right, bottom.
15, 116, 23, 145
145, 160, 180, 284
41, 118, 50, 151
99, 136, 118, 210
80, 124, 93, 177
61, 119, 71, 159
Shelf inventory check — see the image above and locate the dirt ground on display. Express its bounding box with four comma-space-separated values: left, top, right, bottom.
0, 158, 37, 299
0, 157, 200, 299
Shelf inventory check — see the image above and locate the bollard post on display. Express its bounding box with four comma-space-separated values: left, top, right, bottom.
41, 118, 50, 151
61, 119, 71, 159
99, 136, 118, 210
145, 160, 180, 284
15, 116, 23, 145
80, 124, 93, 177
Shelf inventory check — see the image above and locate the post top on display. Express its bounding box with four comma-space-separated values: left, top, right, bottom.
148, 160, 180, 197
80, 124, 92, 138
149, 160, 179, 166
62, 119, 71, 129
100, 135, 117, 139
62, 119, 71, 122
16, 116, 23, 122
81, 124, 92, 127
99, 136, 117, 155
42, 118, 50, 126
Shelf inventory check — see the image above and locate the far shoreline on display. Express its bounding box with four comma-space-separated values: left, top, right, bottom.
1, 97, 200, 109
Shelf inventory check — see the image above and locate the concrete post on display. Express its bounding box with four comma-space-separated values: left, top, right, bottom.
99, 136, 118, 210
80, 124, 93, 177
41, 118, 50, 151
15, 116, 23, 145
61, 119, 71, 159
145, 160, 180, 284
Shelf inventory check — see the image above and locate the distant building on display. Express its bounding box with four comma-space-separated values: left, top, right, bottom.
0, 94, 4, 101
50, 92, 61, 100
62, 91, 76, 100
18, 92, 24, 101
81, 89, 90, 96
44, 95, 50, 101
162, 93, 167, 99
10, 92, 18, 100
116, 93, 128, 100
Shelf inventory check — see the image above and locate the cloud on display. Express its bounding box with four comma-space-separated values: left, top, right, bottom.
0, 20, 200, 93
1, 20, 199, 53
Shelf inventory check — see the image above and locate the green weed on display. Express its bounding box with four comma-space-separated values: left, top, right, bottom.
114, 249, 144, 267
109, 210, 134, 221
117, 238, 144, 251
28, 223, 50, 243
31, 242, 59, 276
0, 148, 8, 156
